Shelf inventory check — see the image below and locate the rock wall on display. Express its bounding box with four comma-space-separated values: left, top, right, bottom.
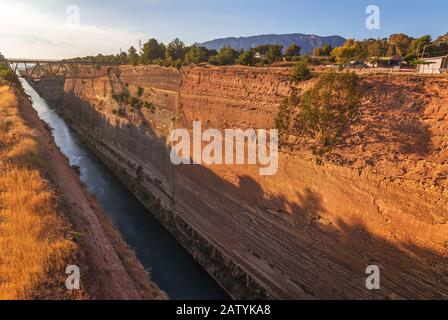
30, 65, 448, 299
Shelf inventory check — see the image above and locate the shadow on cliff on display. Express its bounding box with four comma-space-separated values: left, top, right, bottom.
58, 88, 448, 300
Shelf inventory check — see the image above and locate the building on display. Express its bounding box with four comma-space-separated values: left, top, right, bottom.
418, 56, 448, 74
366, 56, 403, 68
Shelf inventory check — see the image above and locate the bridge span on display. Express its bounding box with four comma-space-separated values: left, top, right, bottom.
4, 58, 121, 81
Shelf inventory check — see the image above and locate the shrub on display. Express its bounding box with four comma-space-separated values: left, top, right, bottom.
118, 108, 126, 117
129, 96, 142, 109
208, 55, 219, 65
0, 60, 19, 85
112, 91, 130, 104
275, 95, 298, 142
137, 86, 144, 97
143, 101, 156, 113
292, 58, 312, 81
296, 71, 360, 153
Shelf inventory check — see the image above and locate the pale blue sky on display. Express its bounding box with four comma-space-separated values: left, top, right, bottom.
1, 0, 447, 58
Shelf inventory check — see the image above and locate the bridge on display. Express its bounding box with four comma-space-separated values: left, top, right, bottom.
4, 58, 121, 81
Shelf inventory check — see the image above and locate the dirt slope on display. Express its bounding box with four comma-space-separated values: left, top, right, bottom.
0, 84, 164, 300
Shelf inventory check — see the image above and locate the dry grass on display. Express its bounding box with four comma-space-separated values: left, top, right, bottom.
0, 85, 80, 300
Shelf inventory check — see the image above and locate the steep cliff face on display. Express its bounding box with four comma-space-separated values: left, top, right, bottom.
30, 65, 448, 299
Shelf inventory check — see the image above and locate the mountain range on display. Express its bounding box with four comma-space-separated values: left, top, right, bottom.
198, 33, 346, 53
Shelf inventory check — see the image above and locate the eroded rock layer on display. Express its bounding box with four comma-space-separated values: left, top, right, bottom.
30, 65, 448, 299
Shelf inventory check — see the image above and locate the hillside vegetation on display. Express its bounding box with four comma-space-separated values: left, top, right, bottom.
0, 84, 82, 299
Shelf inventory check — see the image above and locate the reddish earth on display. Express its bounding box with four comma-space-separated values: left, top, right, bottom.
31, 65, 448, 299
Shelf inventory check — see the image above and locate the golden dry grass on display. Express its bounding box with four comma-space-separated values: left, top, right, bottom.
0, 85, 79, 299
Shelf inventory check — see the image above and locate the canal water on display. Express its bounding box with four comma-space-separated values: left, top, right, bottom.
20, 78, 229, 300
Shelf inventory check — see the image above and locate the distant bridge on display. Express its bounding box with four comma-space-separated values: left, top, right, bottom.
4, 58, 121, 81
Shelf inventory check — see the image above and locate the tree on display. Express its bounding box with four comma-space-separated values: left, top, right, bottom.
284, 44, 301, 60
433, 33, 448, 57
166, 38, 186, 61
0, 52, 19, 85
292, 57, 312, 81
296, 72, 360, 152
127, 46, 139, 66
365, 38, 387, 57
388, 33, 412, 57
313, 44, 332, 57
331, 45, 357, 64
236, 50, 256, 66
267, 45, 283, 63
185, 45, 210, 64
409, 35, 433, 57
209, 46, 238, 65
141, 38, 166, 64
320, 44, 333, 56
331, 39, 367, 63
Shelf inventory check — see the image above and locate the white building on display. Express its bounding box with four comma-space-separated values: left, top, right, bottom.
418, 56, 448, 74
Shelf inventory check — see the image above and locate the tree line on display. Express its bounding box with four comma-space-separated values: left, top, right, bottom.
68, 38, 303, 68
68, 32, 448, 68
330, 33, 448, 64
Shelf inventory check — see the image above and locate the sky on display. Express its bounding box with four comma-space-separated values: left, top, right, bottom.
1, 0, 447, 59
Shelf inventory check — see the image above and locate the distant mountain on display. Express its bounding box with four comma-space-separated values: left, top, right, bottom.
198, 33, 346, 54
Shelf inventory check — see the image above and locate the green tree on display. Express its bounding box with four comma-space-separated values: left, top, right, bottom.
236, 50, 256, 66
185, 45, 210, 64
313, 44, 332, 57
141, 38, 166, 64
321, 44, 333, 56
267, 45, 284, 63
166, 38, 186, 62
296, 72, 360, 152
210, 46, 238, 65
331, 39, 367, 63
127, 46, 139, 66
284, 44, 301, 60
409, 35, 433, 57
292, 57, 312, 81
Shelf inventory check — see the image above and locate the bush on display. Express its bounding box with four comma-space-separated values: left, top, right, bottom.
292, 58, 312, 81
0, 61, 19, 85
118, 108, 126, 117
129, 96, 142, 109
112, 92, 130, 104
137, 86, 144, 97
275, 94, 298, 143
296, 71, 360, 153
143, 102, 156, 113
